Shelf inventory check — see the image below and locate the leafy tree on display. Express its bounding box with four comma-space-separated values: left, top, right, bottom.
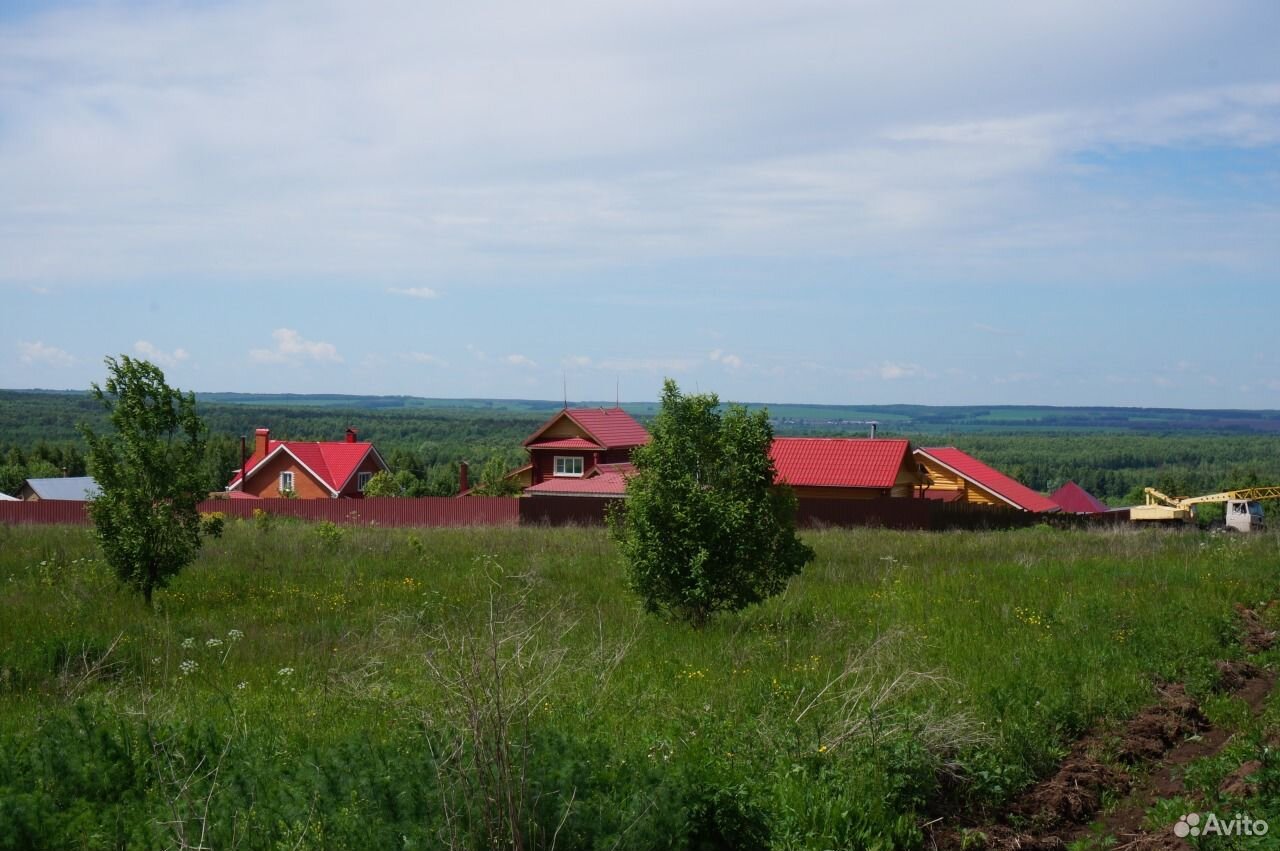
611, 379, 813, 627
472, 455, 523, 497
362, 470, 403, 497
81, 356, 209, 607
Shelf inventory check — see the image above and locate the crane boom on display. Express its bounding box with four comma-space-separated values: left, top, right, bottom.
1143, 486, 1280, 508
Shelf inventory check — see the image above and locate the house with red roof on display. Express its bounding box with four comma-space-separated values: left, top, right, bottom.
770, 437, 923, 499
226, 427, 389, 499
914, 447, 1059, 513
1049, 481, 1110, 514
507, 407, 649, 497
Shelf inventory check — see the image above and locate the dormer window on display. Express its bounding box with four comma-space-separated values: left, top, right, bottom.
554, 456, 584, 477
279, 471, 294, 493
358, 472, 373, 491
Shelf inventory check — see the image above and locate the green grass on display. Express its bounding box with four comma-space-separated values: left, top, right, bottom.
2, 522, 1278, 850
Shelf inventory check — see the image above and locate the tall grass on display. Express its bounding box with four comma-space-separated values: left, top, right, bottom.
1, 521, 1277, 849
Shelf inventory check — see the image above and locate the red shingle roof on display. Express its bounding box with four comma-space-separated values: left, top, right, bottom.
229, 439, 382, 494
917, 447, 1060, 513
770, 438, 910, 489
523, 407, 649, 450
525, 472, 630, 496
1050, 481, 1109, 514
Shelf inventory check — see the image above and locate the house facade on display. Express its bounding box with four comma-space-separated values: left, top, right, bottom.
226, 428, 388, 499
514, 407, 649, 497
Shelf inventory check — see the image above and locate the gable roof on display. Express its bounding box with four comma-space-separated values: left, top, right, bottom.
523, 407, 649, 450
24, 476, 101, 500
228, 439, 385, 494
1050, 481, 1110, 514
770, 438, 911, 489
916, 447, 1060, 513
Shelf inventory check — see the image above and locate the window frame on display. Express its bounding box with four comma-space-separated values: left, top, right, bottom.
553, 455, 585, 477
279, 471, 295, 493
357, 471, 373, 492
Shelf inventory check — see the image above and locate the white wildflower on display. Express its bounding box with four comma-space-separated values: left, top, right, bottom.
179, 659, 199, 676
227, 629, 244, 642
180, 637, 195, 649
277, 667, 295, 678
206, 638, 224, 648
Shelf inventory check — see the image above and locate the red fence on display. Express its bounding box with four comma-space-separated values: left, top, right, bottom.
0, 495, 1043, 531
0, 497, 518, 528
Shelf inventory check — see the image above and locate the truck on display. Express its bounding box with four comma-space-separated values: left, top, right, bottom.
1131, 486, 1280, 532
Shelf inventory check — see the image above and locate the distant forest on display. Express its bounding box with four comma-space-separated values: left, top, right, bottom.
3, 389, 1280, 504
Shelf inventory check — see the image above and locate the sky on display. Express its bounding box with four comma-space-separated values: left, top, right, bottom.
2, 0, 1279, 408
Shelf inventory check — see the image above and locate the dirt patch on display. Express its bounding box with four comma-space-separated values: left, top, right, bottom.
932, 630, 1276, 851
1214, 659, 1260, 692
1235, 604, 1276, 653
1217, 759, 1263, 799
1116, 684, 1207, 764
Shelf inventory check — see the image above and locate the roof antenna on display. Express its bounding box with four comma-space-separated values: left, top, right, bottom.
615, 377, 620, 408
562, 372, 568, 409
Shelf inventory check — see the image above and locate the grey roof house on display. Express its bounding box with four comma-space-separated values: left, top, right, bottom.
19, 476, 101, 501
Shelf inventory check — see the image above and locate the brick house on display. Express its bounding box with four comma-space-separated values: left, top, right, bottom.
226, 428, 389, 499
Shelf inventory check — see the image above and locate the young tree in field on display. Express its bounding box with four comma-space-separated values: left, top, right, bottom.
81, 356, 209, 607
611, 379, 813, 626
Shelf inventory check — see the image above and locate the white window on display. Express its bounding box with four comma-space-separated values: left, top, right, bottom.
358, 472, 373, 491
279, 471, 294, 493
553, 456, 584, 477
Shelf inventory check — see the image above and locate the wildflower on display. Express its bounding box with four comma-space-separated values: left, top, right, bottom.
227, 629, 244, 642
206, 638, 224, 648
277, 666, 295, 678
179, 659, 199, 676
180, 637, 195, 649
236, 682, 247, 690
818, 744, 828, 753
151, 657, 162, 665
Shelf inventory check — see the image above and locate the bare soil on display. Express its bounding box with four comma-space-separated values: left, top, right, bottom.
931, 605, 1276, 851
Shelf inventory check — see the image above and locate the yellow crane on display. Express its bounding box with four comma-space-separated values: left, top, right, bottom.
1131, 486, 1280, 531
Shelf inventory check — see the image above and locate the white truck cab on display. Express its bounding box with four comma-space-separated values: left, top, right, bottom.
1225, 499, 1265, 533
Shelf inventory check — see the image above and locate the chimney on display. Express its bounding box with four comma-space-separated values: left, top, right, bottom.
255, 428, 270, 458
345, 427, 357, 444
459, 461, 469, 494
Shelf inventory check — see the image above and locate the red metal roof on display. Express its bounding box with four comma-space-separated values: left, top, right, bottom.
770, 438, 910, 489
524, 472, 630, 496
917, 447, 1060, 513
228, 439, 382, 494
528, 437, 603, 450
523, 407, 649, 450
1050, 481, 1109, 514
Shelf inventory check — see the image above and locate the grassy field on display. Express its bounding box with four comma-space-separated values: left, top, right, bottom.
2, 522, 1279, 850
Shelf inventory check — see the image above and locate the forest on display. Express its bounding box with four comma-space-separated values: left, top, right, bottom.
3, 389, 1279, 504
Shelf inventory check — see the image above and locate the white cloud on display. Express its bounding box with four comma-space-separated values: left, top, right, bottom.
17, 340, 73, 366
708, 349, 743, 369
249, 328, 342, 364
879, 361, 926, 380
1, 2, 1276, 290
388, 287, 440, 300
504, 354, 537, 367
133, 339, 189, 368
402, 351, 447, 366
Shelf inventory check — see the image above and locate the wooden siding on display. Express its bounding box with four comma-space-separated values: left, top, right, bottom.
338, 452, 390, 498
915, 456, 1003, 506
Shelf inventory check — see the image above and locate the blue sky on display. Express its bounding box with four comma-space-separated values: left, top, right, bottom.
2, 1, 1278, 407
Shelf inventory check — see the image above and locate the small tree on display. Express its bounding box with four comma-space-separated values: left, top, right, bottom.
81, 356, 209, 607
472, 455, 523, 497
611, 379, 813, 626
362, 470, 403, 497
